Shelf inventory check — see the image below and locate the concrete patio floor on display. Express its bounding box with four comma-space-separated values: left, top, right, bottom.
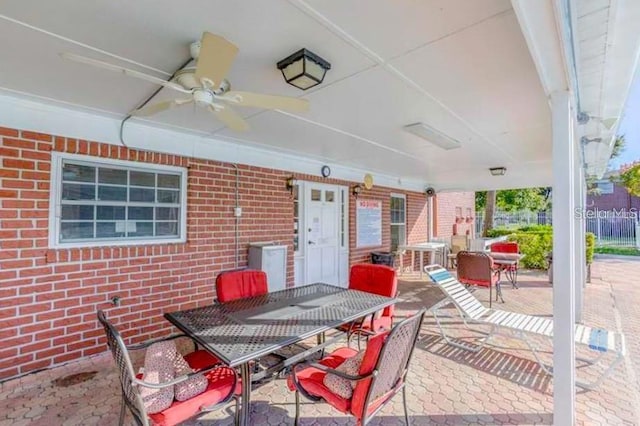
1, 256, 639, 425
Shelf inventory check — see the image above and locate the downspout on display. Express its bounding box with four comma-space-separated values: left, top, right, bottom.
232, 164, 240, 269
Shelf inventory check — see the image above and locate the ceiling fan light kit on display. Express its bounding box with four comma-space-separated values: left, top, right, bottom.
62, 31, 309, 132
277, 48, 331, 90
403, 122, 461, 150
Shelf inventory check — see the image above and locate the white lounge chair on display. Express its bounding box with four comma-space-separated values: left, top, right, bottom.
425, 265, 625, 390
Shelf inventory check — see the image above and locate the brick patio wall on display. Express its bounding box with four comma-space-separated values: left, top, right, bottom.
0, 125, 472, 380
434, 191, 475, 238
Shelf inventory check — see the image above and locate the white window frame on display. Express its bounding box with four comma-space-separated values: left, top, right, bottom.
390, 193, 407, 250
48, 152, 188, 249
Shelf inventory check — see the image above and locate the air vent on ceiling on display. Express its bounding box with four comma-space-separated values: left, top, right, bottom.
403, 122, 461, 150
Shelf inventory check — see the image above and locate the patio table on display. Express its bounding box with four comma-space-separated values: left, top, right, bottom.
399, 242, 447, 279
164, 282, 396, 426
491, 253, 525, 289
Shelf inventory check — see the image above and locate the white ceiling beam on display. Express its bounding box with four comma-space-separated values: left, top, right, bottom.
511, 0, 570, 96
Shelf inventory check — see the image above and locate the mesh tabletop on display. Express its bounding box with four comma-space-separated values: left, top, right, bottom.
164, 283, 395, 367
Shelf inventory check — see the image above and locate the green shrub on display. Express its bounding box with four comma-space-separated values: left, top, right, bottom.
486, 228, 514, 238
507, 232, 552, 269
585, 232, 595, 264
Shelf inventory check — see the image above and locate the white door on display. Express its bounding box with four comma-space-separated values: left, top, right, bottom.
305, 184, 341, 286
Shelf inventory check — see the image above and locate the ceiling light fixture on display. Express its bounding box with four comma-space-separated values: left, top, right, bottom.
489, 167, 507, 176
277, 48, 331, 90
403, 123, 461, 150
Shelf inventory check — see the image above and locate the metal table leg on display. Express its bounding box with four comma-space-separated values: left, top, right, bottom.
239, 362, 252, 426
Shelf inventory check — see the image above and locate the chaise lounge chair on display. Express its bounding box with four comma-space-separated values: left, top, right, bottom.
424, 265, 625, 390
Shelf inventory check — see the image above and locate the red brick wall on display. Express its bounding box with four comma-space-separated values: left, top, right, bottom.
347, 188, 429, 265
434, 191, 476, 238
0, 125, 429, 380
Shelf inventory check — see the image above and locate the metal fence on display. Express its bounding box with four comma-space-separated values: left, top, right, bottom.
476, 209, 640, 248
475, 210, 551, 235
586, 216, 639, 247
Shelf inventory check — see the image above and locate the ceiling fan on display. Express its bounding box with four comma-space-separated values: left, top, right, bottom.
61, 32, 309, 131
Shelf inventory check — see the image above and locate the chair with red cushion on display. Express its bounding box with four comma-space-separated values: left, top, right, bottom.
456, 250, 503, 306
215, 269, 268, 303
490, 241, 521, 288
343, 264, 398, 346
97, 310, 239, 426
288, 309, 426, 426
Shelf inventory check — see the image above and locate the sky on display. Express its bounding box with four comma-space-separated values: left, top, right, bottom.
609, 69, 640, 170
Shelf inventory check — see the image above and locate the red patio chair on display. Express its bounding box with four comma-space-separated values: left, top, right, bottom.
97, 310, 238, 426
288, 309, 426, 426
490, 241, 520, 288
343, 264, 398, 346
215, 269, 268, 303
456, 250, 503, 306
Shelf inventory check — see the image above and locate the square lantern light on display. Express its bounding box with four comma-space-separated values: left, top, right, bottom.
277, 49, 331, 90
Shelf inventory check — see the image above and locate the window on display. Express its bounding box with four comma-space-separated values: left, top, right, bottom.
390, 194, 406, 251
596, 181, 614, 194
49, 153, 187, 248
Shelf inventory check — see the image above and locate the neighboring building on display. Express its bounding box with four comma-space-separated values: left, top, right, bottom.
0, 126, 474, 380
587, 166, 640, 212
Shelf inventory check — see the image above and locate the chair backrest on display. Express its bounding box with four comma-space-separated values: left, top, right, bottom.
97, 310, 148, 426
349, 263, 398, 317
450, 235, 468, 254
456, 250, 495, 288
490, 241, 519, 254
425, 266, 489, 320
215, 269, 268, 303
351, 309, 426, 421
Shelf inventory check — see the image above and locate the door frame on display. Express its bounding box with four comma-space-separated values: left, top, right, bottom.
293, 181, 349, 287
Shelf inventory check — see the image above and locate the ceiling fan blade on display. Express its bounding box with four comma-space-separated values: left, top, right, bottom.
131, 98, 193, 117
60, 52, 191, 94
223, 91, 309, 112
194, 32, 238, 89
209, 105, 248, 132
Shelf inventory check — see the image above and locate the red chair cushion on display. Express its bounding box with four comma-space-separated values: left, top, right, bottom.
287, 347, 359, 414
349, 264, 397, 317
458, 275, 498, 287
183, 350, 220, 370
351, 331, 389, 419
148, 366, 237, 426
490, 242, 519, 254
216, 270, 268, 303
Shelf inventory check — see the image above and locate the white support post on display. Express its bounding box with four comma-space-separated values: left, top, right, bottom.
574, 146, 585, 322
551, 90, 576, 425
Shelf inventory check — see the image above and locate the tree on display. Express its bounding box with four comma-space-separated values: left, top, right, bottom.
475, 187, 550, 212
619, 163, 640, 197
482, 190, 496, 237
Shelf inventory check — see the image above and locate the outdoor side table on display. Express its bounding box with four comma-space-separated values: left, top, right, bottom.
164, 282, 396, 426
491, 253, 525, 288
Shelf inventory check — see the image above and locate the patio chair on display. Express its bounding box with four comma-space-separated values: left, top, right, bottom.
96, 310, 239, 426
215, 269, 268, 303
456, 251, 503, 305
424, 265, 625, 389
215, 268, 293, 379
341, 263, 398, 347
490, 241, 520, 288
447, 235, 468, 268
288, 309, 426, 426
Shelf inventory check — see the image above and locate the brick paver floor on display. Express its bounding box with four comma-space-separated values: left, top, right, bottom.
1, 256, 639, 425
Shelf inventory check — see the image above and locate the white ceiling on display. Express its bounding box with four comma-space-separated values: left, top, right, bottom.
0, 0, 556, 191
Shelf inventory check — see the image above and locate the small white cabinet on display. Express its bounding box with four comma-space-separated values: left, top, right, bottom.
248, 243, 287, 292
